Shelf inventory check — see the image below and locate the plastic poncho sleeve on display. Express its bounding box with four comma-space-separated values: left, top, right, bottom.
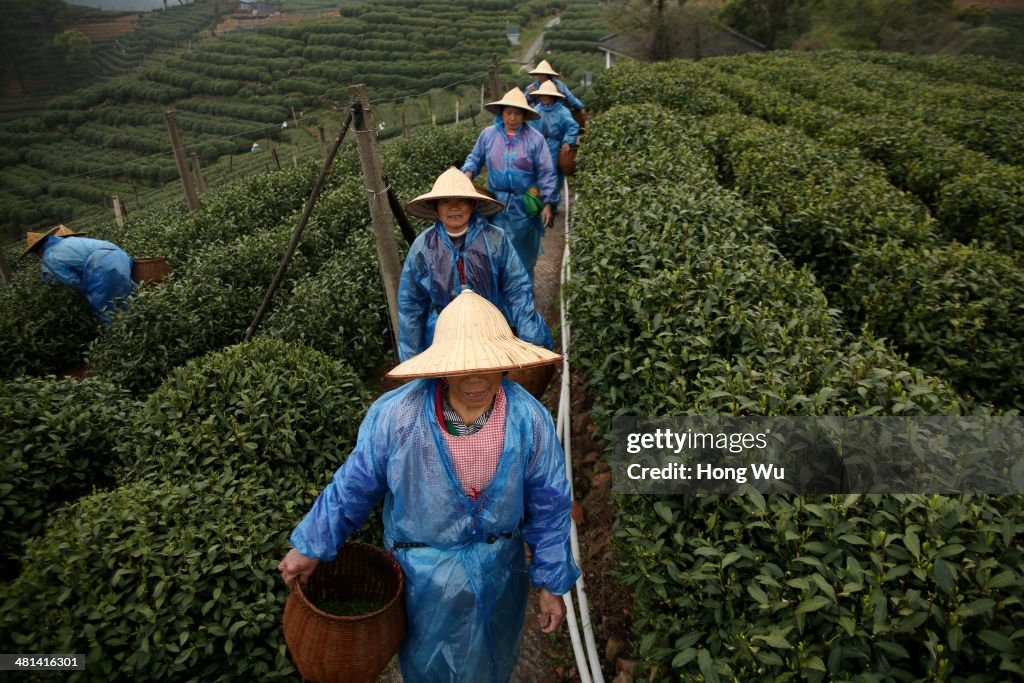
520, 401, 580, 596
555, 79, 586, 111
559, 107, 579, 147
397, 233, 434, 362
534, 131, 559, 206
461, 127, 493, 178
289, 403, 391, 561
497, 231, 554, 350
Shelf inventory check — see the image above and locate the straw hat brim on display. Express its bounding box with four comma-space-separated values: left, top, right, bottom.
406, 188, 504, 220
484, 102, 541, 120
529, 61, 560, 77
19, 225, 61, 259
386, 339, 562, 379
534, 82, 565, 99
385, 289, 562, 379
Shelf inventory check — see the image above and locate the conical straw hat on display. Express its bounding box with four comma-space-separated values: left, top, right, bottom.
534, 80, 565, 99
485, 88, 540, 120
386, 289, 562, 379
529, 60, 560, 77
55, 225, 88, 238
20, 225, 62, 258
405, 167, 505, 220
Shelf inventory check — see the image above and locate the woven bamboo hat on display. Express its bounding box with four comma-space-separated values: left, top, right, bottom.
485, 88, 540, 120
534, 80, 565, 99
20, 224, 87, 258
386, 289, 562, 379
405, 167, 504, 220
529, 60, 560, 77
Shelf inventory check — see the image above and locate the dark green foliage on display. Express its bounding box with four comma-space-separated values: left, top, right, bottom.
262, 231, 391, 372
0, 266, 100, 380
617, 493, 1024, 680
0, 376, 136, 579
566, 103, 1024, 679
843, 241, 1024, 410
0, 473, 312, 681
117, 337, 372, 486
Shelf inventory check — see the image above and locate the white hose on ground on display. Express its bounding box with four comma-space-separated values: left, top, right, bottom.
557, 178, 606, 683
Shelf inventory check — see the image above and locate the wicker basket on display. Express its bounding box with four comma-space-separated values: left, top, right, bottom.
558, 147, 577, 176
508, 363, 555, 399
131, 256, 170, 285
283, 543, 406, 683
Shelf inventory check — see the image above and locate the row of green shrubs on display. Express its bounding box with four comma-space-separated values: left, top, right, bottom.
567, 104, 1024, 679
692, 112, 1024, 410
591, 57, 1024, 251
0, 337, 381, 680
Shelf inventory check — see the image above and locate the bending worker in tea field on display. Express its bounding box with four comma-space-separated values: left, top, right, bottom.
462, 88, 557, 281
397, 167, 554, 362
279, 290, 579, 682
19, 224, 135, 323
529, 81, 579, 209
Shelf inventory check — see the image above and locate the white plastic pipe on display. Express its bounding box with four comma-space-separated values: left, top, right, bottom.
557, 178, 606, 683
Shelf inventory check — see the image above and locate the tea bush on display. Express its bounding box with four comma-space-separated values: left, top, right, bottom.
0, 473, 317, 681
0, 267, 99, 380
617, 493, 1024, 681
263, 231, 390, 372
117, 337, 373, 488
842, 240, 1024, 410
0, 376, 136, 579
567, 104, 1019, 680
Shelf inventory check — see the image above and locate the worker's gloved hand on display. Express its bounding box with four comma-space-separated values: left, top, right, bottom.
278, 548, 320, 587
537, 588, 566, 633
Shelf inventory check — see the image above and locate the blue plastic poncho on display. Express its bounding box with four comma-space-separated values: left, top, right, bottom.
529, 102, 579, 207
290, 378, 580, 683
38, 236, 135, 323
461, 117, 558, 279
525, 78, 585, 111
397, 212, 554, 362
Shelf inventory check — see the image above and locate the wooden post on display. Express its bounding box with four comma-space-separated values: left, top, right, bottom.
349, 84, 401, 341
0, 247, 11, 285
113, 193, 125, 227
292, 151, 298, 169
489, 54, 502, 99
190, 152, 208, 194
245, 111, 354, 342
164, 110, 199, 212
455, 96, 460, 124
291, 106, 299, 129
480, 83, 485, 116
401, 108, 409, 143
316, 126, 327, 159
271, 147, 281, 171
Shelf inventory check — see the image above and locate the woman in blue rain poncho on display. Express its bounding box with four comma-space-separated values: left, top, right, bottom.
19, 224, 135, 323
524, 60, 586, 113
461, 88, 558, 281
398, 167, 553, 362
528, 80, 579, 209
279, 290, 579, 683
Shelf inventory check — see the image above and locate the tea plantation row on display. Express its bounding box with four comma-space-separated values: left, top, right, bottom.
567, 103, 1023, 680
590, 54, 1024, 411
0, 126, 477, 680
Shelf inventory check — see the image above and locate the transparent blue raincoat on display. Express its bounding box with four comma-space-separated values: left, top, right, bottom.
529, 102, 578, 207
290, 378, 580, 683
461, 116, 557, 279
397, 212, 554, 362
38, 236, 135, 323
525, 78, 585, 111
